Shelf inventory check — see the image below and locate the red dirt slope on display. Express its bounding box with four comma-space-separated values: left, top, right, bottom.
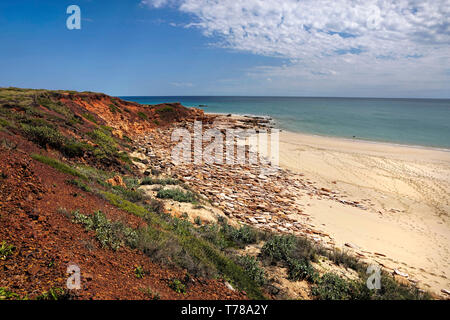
0, 126, 244, 301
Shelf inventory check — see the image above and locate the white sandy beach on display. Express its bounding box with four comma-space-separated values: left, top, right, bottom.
278, 130, 450, 295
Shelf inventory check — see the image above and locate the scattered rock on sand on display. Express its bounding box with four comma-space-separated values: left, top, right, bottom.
345, 242, 359, 250
394, 269, 409, 278
441, 289, 450, 295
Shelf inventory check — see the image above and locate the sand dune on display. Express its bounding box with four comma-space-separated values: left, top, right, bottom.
278, 131, 450, 295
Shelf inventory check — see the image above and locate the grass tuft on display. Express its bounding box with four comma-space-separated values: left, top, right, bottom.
31, 154, 87, 179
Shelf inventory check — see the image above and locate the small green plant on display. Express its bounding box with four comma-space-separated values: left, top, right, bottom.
261, 235, 296, 264
311, 273, 357, 300
222, 224, 258, 248
140, 287, 160, 300
62, 141, 91, 158
87, 128, 118, 160
111, 185, 144, 203
109, 104, 121, 114
157, 188, 197, 203
100, 191, 148, 217
0, 241, 14, 260
0, 118, 10, 128
194, 216, 202, 226
21, 124, 66, 149
236, 255, 266, 286
137, 112, 148, 120
0, 287, 21, 300
36, 95, 72, 117
72, 210, 138, 251
140, 177, 179, 186
327, 248, 361, 271
156, 106, 174, 115
134, 265, 146, 279
286, 258, 317, 282
36, 287, 70, 300
169, 279, 186, 294
82, 113, 97, 124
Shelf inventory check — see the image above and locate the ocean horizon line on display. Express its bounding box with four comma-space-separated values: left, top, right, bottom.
118, 95, 450, 101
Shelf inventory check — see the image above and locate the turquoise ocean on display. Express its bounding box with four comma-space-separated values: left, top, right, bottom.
120, 96, 450, 149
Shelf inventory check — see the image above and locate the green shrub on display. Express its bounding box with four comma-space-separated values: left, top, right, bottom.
157, 188, 197, 203
0, 241, 15, 260
22, 124, 66, 149
109, 104, 121, 114
222, 224, 258, 247
117, 151, 131, 163
156, 106, 174, 115
137, 112, 148, 120
169, 279, 186, 294
22, 123, 89, 157
261, 235, 296, 264
0, 118, 11, 128
236, 255, 266, 286
36, 95, 72, 117
326, 249, 361, 272
82, 113, 97, 124
311, 271, 430, 300
123, 176, 140, 189
88, 128, 118, 159
134, 265, 145, 279
286, 258, 317, 282
122, 135, 132, 143
200, 224, 227, 249
311, 273, 358, 300
62, 141, 91, 158
140, 177, 179, 186
72, 210, 138, 251
111, 185, 144, 203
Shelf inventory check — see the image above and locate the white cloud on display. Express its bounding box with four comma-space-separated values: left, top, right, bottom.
171, 81, 194, 87
140, 0, 173, 8
142, 0, 450, 97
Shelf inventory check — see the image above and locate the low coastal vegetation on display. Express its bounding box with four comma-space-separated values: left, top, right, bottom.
156, 188, 198, 203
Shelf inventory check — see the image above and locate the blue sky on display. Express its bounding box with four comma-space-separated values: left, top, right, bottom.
0, 0, 449, 98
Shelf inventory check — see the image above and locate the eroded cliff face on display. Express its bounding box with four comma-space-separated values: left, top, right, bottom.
58, 92, 206, 138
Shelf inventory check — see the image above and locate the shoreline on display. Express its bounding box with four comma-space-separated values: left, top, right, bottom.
205, 112, 450, 153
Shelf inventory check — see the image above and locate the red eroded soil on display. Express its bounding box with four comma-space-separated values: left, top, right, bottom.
0, 135, 245, 300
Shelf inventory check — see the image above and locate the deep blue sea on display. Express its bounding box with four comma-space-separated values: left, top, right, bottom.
120, 96, 450, 149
